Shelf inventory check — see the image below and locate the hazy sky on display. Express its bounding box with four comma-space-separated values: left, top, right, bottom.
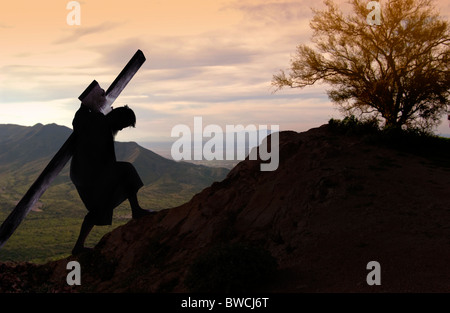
1, 0, 449, 145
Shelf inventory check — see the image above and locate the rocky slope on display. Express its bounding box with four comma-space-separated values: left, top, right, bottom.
1, 124, 450, 293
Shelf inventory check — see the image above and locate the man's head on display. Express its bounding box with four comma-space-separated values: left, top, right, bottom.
78, 80, 107, 113
107, 105, 136, 133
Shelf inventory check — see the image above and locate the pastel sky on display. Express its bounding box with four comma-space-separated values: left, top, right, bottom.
1, 0, 449, 146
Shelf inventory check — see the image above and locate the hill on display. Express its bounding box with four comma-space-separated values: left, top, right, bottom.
0, 123, 228, 262
1, 123, 450, 292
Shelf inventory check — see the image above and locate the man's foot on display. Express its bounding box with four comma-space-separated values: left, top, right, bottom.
132, 207, 156, 219
72, 246, 94, 255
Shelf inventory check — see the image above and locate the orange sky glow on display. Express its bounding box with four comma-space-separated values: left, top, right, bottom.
1, 0, 449, 145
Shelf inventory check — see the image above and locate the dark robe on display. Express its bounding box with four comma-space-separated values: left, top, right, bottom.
70, 105, 143, 225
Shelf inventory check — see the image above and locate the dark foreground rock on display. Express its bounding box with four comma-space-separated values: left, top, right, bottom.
2, 124, 450, 293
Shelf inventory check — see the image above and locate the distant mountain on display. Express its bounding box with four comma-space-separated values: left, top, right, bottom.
0, 123, 229, 194
0, 123, 71, 170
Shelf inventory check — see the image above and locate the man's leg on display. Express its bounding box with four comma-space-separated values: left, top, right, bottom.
72, 216, 94, 255
114, 161, 155, 218
129, 193, 155, 219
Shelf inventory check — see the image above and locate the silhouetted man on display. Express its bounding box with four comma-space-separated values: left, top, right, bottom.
70, 81, 153, 255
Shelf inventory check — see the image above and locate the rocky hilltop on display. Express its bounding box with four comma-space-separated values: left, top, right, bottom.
1, 123, 450, 293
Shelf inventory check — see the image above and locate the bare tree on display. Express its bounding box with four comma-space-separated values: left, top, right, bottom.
273, 0, 450, 131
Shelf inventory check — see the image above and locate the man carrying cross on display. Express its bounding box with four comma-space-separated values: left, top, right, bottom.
70, 80, 154, 255
0, 50, 149, 252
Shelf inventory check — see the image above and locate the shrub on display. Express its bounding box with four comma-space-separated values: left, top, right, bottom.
328, 116, 450, 167
328, 115, 380, 135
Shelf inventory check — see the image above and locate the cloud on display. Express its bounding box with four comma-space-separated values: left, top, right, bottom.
77, 33, 265, 106
229, 0, 315, 26
87, 33, 260, 71
0, 64, 102, 103
72, 26, 328, 122
0, 23, 12, 29
53, 21, 122, 45
148, 44, 257, 70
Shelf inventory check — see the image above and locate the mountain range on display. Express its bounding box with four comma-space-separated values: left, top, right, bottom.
1, 122, 450, 292
0, 123, 228, 188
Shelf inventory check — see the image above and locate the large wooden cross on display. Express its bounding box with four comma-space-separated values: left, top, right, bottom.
0, 50, 146, 249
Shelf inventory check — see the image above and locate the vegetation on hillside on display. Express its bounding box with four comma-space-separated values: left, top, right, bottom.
328, 116, 450, 168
